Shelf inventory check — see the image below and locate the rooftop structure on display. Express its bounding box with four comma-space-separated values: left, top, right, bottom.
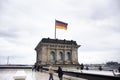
35, 38, 80, 66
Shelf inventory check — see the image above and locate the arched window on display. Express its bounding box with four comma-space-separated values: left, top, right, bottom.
50, 51, 55, 61
66, 52, 71, 60
58, 52, 63, 60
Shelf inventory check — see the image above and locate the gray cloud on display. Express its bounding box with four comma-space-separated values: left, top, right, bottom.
0, 0, 120, 64
0, 28, 18, 38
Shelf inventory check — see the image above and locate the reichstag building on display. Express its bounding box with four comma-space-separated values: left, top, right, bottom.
35, 38, 80, 66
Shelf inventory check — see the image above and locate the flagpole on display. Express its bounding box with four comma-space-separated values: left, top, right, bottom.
7, 56, 9, 65
55, 20, 56, 39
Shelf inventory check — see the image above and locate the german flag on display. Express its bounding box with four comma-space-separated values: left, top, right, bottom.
55, 20, 68, 30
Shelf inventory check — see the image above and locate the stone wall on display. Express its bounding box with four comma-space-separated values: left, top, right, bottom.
35, 38, 80, 65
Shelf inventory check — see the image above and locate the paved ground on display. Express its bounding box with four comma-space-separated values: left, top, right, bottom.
0, 69, 87, 80
33, 70, 88, 80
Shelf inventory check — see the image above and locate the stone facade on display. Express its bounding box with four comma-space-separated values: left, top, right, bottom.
35, 38, 80, 65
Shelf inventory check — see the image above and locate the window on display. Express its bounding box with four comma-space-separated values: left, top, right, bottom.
58, 52, 63, 60
50, 51, 55, 61
66, 52, 71, 60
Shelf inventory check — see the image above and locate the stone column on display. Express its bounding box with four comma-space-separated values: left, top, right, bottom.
55, 48, 57, 64
63, 49, 65, 64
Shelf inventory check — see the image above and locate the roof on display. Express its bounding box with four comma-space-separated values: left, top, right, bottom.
41, 38, 78, 45
35, 38, 79, 50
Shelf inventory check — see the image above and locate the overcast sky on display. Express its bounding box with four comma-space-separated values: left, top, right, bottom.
0, 0, 120, 65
